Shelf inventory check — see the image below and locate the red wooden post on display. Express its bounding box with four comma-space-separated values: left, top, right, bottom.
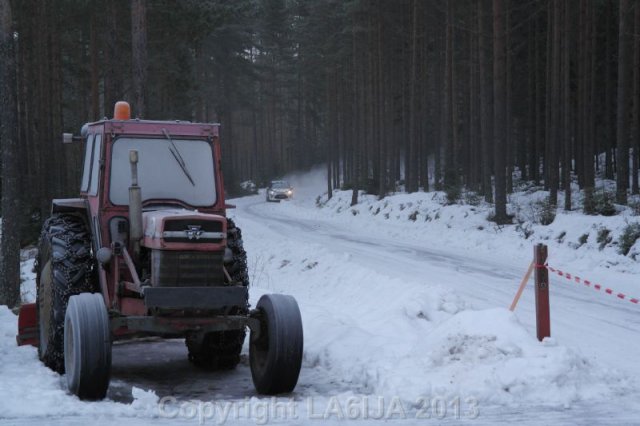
534, 244, 550, 341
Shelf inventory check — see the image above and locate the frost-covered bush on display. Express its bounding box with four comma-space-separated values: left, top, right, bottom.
577, 233, 589, 247
618, 223, 640, 256
597, 228, 612, 251
516, 223, 534, 239
629, 199, 640, 216
463, 190, 482, 206
535, 197, 556, 225
593, 189, 617, 216
445, 184, 461, 205
240, 180, 257, 192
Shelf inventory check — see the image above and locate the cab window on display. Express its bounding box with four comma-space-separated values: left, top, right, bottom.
80, 134, 95, 192
88, 134, 102, 196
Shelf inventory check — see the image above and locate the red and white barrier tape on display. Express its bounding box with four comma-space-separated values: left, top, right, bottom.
543, 264, 639, 305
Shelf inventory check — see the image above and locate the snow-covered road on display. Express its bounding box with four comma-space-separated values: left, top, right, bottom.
226, 192, 640, 424
239, 196, 640, 381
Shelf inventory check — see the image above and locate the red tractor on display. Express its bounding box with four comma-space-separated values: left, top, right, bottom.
16, 102, 303, 400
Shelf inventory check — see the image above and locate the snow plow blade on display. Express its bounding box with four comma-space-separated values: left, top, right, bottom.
16, 303, 38, 347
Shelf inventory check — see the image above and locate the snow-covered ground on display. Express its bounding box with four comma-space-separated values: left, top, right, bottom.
1, 167, 639, 425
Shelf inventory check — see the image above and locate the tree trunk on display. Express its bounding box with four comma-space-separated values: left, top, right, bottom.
493, 0, 509, 222
90, 8, 100, 120
604, 0, 614, 180
104, 0, 121, 114
443, 0, 456, 199
546, 0, 560, 207
479, 0, 493, 202
131, 0, 147, 118
0, 0, 21, 308
632, 1, 640, 195
563, 0, 572, 211
407, 0, 419, 193
505, 0, 512, 194
616, 0, 630, 205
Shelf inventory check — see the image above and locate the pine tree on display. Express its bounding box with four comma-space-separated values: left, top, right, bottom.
0, 0, 21, 308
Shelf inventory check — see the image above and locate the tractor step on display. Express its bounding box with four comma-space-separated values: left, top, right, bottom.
16, 303, 39, 347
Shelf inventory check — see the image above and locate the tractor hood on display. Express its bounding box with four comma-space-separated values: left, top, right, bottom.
142, 209, 226, 251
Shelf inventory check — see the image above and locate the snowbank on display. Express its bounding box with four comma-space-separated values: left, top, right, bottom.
237, 203, 632, 409
0, 306, 161, 420
279, 168, 640, 301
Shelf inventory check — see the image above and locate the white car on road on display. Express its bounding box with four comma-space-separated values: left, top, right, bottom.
266, 180, 294, 202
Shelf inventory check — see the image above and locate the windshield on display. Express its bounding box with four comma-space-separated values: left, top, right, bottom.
110, 137, 216, 207
271, 181, 290, 189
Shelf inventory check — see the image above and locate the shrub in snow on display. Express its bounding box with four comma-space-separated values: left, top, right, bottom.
628, 198, 640, 216
341, 182, 354, 190
627, 239, 640, 260
592, 189, 617, 216
445, 183, 461, 205
240, 180, 257, 192
618, 223, 640, 256
535, 197, 556, 225
578, 233, 589, 247
583, 188, 596, 215
463, 190, 482, 206
515, 223, 534, 239
597, 228, 612, 251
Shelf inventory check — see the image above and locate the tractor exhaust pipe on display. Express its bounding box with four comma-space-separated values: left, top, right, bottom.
129, 150, 143, 258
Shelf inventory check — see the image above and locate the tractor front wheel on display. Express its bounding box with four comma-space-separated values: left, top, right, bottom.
249, 294, 303, 395
64, 293, 112, 400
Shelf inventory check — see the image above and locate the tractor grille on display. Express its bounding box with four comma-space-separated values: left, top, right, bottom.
163, 219, 224, 244
151, 250, 224, 287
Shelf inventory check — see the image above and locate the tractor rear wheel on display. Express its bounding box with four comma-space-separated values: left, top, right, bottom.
186, 329, 246, 370
64, 293, 112, 400
249, 294, 303, 394
36, 214, 97, 374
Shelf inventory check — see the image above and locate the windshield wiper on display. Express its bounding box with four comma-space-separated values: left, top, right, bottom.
162, 128, 195, 186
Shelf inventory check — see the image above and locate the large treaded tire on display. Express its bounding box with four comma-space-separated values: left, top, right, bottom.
36, 214, 96, 374
64, 293, 112, 400
250, 294, 303, 395
186, 329, 246, 370
225, 218, 249, 287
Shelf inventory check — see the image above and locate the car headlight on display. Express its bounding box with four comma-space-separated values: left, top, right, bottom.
269, 190, 275, 195
286, 190, 293, 195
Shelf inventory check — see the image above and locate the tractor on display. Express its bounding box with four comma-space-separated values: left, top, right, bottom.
16, 101, 304, 400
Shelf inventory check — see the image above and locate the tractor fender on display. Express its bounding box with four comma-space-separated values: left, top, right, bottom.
51, 198, 90, 219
